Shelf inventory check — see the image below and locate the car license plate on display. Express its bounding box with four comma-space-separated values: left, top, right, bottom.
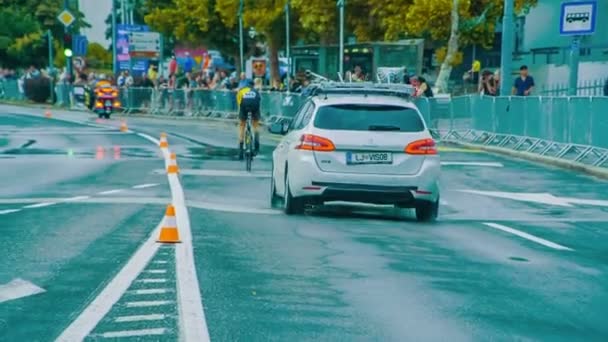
346, 152, 392, 164
105, 100, 112, 106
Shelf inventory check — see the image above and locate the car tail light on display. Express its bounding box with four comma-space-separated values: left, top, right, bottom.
95, 101, 103, 108
112, 91, 118, 97
405, 139, 437, 155
113, 101, 121, 108
295, 134, 335, 152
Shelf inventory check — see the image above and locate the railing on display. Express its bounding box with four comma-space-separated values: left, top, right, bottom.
444, 95, 608, 168
3, 78, 608, 169
540, 78, 606, 96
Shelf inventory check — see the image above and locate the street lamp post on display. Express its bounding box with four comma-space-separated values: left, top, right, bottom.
499, 0, 514, 96
338, 0, 345, 79
238, 0, 244, 73
285, 0, 291, 90
112, 0, 117, 75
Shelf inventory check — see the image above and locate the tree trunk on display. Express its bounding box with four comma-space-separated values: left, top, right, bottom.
435, 0, 460, 94
267, 36, 280, 85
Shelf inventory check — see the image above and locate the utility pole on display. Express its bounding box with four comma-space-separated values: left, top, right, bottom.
238, 0, 244, 73
337, 0, 345, 79
112, 0, 117, 75
121, 0, 126, 24
499, 0, 514, 96
63, 0, 73, 83
285, 0, 291, 89
129, 0, 134, 24
48, 29, 54, 101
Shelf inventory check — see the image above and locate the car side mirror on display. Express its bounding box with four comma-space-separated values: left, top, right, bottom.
269, 122, 289, 135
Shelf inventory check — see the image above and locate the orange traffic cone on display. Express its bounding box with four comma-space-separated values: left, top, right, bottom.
159, 134, 168, 148
157, 204, 181, 243
44, 110, 52, 118
167, 153, 179, 174
120, 121, 128, 132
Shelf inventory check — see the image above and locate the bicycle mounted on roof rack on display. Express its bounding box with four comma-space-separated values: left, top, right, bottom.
306, 82, 416, 99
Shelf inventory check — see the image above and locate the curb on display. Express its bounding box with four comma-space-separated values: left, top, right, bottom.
448, 141, 608, 180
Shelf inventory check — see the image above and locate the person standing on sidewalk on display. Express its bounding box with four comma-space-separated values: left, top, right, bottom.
604, 78, 608, 96
512, 65, 535, 96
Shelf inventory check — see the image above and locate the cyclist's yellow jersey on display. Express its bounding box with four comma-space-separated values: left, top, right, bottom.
237, 86, 252, 108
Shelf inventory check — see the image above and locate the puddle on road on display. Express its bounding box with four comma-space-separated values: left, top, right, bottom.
508, 256, 530, 262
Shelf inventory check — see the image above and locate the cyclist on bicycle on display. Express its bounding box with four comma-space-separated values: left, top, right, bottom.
236, 78, 262, 160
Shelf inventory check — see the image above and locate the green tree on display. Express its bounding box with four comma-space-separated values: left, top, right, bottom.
86, 42, 112, 69
0, 0, 89, 69
403, 0, 538, 92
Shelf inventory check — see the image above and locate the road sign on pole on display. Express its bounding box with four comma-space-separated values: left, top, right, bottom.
560, 1, 597, 36
128, 32, 161, 58
57, 9, 75, 28
72, 35, 88, 56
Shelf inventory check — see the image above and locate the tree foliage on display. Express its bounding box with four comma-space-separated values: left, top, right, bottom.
0, 0, 89, 68
404, 0, 538, 49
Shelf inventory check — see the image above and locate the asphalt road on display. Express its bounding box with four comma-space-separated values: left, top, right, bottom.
1, 105, 608, 341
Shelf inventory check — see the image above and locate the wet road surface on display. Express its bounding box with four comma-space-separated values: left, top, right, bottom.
1, 106, 608, 341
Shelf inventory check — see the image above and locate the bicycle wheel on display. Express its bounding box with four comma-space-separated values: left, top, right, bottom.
245, 129, 252, 172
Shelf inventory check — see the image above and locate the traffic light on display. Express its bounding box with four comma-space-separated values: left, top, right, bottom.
64, 49, 73, 57
63, 33, 72, 48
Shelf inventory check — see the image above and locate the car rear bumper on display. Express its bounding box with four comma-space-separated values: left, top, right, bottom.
287, 153, 440, 204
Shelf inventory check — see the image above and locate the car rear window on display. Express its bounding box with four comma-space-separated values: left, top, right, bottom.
313, 104, 424, 132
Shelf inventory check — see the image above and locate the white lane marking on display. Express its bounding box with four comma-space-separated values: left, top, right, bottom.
125, 300, 173, 308
0, 278, 45, 304
559, 197, 608, 207
0, 209, 21, 215
137, 278, 167, 283
441, 161, 503, 167
98, 189, 124, 195
129, 288, 170, 295
159, 169, 270, 178
154, 260, 168, 264
145, 270, 167, 274
459, 190, 573, 207
483, 222, 574, 251
101, 328, 166, 338
132, 183, 160, 189
188, 200, 280, 215
440, 200, 449, 206
114, 314, 166, 323
55, 223, 162, 341
167, 171, 210, 341
22, 202, 57, 209
63, 196, 91, 202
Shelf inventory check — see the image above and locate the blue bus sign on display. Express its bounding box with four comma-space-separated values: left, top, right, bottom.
560, 1, 597, 35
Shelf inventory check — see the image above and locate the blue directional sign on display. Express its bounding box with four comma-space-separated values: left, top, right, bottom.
72, 35, 88, 56
560, 1, 597, 36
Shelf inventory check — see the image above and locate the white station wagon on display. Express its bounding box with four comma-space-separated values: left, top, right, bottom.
269, 83, 440, 221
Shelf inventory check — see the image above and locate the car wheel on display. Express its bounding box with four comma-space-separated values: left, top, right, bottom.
284, 169, 304, 215
270, 163, 282, 208
415, 198, 439, 222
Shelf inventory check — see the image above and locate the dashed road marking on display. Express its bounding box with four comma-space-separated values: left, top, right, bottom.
125, 300, 173, 308
159, 168, 270, 178
129, 288, 170, 295
63, 196, 91, 202
98, 189, 124, 195
100, 328, 167, 338
0, 209, 21, 215
132, 183, 160, 189
137, 278, 167, 283
145, 270, 167, 274
483, 222, 574, 251
114, 314, 166, 323
154, 260, 168, 264
55, 222, 162, 341
441, 161, 503, 167
22, 202, 57, 209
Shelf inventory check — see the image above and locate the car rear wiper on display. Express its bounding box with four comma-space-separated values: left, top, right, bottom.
368, 125, 401, 131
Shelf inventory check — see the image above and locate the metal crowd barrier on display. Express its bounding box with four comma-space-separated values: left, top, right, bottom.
443, 95, 608, 168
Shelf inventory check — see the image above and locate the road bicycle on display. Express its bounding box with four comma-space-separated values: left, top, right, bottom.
243, 111, 254, 172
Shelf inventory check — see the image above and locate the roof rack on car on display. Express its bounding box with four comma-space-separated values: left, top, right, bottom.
308, 82, 415, 98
